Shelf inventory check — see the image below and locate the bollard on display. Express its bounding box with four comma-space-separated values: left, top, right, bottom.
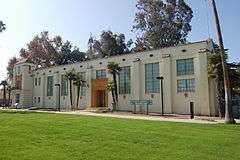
190, 102, 194, 119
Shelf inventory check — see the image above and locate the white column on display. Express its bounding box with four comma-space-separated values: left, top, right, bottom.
41, 73, 46, 108
160, 56, 172, 114
132, 60, 141, 100
86, 68, 92, 108
54, 72, 60, 109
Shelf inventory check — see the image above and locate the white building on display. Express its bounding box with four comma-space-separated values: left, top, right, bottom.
11, 40, 218, 116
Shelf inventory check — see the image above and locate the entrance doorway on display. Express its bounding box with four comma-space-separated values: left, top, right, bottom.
91, 79, 108, 107
97, 90, 106, 107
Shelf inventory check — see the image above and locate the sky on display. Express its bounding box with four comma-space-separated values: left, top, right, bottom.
0, 0, 239, 82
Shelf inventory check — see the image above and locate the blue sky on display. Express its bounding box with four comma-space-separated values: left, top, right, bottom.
0, 0, 239, 81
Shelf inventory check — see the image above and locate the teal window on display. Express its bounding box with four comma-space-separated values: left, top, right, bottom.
38, 78, 41, 86
61, 75, 68, 96
80, 87, 87, 96
145, 63, 160, 93
80, 72, 87, 96
17, 66, 21, 74
34, 78, 38, 86
96, 70, 106, 79
177, 79, 195, 92
177, 58, 194, 76
38, 97, 40, 103
119, 66, 131, 94
47, 76, 54, 96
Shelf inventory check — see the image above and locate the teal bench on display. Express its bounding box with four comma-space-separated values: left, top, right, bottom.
129, 100, 153, 115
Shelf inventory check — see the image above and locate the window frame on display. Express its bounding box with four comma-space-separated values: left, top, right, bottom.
61, 75, 68, 96
38, 77, 41, 86
176, 58, 194, 76
96, 69, 106, 79
119, 66, 131, 94
47, 76, 54, 96
80, 72, 87, 96
34, 78, 38, 86
145, 63, 160, 93
177, 78, 195, 93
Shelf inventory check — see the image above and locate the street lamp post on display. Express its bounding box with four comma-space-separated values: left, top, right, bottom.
55, 84, 61, 112
156, 76, 164, 116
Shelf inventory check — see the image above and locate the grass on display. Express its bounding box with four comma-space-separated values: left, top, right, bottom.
0, 110, 239, 160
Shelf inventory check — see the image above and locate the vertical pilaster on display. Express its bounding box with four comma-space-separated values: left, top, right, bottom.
161, 56, 173, 113
132, 60, 141, 100
86, 68, 92, 108
55, 72, 60, 109
41, 73, 46, 108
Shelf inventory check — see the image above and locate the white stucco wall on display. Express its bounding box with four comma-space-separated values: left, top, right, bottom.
12, 40, 217, 115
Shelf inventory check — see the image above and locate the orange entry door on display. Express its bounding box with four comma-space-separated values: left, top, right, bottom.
97, 90, 106, 107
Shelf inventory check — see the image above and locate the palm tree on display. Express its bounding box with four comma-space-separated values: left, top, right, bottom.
0, 80, 8, 107
208, 55, 225, 117
73, 73, 87, 109
7, 85, 14, 107
64, 69, 77, 109
106, 80, 116, 111
107, 62, 121, 109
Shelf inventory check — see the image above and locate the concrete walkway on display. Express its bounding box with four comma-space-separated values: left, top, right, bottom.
1, 108, 236, 124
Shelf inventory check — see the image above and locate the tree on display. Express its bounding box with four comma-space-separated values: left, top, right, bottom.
86, 34, 103, 59
19, 31, 87, 68
0, 21, 6, 33
57, 43, 86, 65
0, 80, 8, 107
7, 57, 18, 80
132, 0, 193, 50
86, 31, 132, 59
107, 62, 121, 110
208, 53, 240, 117
106, 80, 116, 111
208, 54, 225, 117
7, 85, 14, 107
73, 72, 87, 109
64, 69, 77, 109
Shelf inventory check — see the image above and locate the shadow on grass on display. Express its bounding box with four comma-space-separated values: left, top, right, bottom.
0, 110, 32, 114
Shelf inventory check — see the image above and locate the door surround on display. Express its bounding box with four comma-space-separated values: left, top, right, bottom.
91, 79, 108, 107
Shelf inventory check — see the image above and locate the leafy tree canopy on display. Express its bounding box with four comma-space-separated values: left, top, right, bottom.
0, 21, 6, 33
6, 57, 17, 80
87, 31, 132, 58
18, 31, 86, 68
132, 0, 193, 50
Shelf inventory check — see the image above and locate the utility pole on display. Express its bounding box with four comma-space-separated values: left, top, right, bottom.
211, 0, 235, 124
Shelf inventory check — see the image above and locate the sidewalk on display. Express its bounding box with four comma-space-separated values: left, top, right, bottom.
1, 108, 236, 124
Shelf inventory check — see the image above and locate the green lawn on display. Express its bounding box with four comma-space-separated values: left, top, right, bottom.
0, 111, 239, 160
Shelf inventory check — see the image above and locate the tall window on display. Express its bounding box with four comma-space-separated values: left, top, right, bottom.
145, 63, 160, 93
47, 76, 53, 96
34, 78, 38, 86
61, 75, 68, 96
119, 66, 131, 94
96, 69, 106, 79
177, 79, 195, 92
38, 78, 41, 86
80, 72, 87, 96
176, 58, 194, 76
17, 66, 21, 74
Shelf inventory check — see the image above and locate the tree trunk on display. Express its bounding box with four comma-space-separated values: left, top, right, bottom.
111, 89, 116, 111
211, 0, 235, 124
113, 74, 118, 107
8, 89, 11, 107
3, 85, 6, 107
76, 85, 80, 109
69, 80, 73, 109
216, 77, 225, 118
